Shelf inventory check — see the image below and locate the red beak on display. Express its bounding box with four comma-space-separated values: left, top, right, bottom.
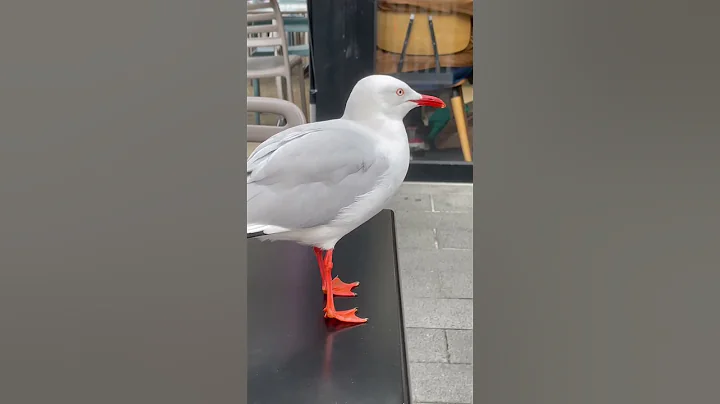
411, 94, 446, 108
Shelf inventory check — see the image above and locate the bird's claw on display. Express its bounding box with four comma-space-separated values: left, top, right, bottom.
324, 307, 368, 323
322, 276, 359, 297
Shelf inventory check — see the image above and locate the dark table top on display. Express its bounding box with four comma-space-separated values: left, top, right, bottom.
248, 210, 411, 404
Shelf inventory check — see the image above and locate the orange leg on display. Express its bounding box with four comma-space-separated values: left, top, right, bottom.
317, 248, 367, 323
313, 247, 359, 297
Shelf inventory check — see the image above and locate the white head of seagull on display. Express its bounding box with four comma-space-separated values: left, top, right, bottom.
341, 75, 446, 122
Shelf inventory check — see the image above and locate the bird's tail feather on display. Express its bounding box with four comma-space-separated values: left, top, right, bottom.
247, 224, 290, 238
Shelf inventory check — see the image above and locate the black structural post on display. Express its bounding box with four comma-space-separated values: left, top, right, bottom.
308, 0, 377, 121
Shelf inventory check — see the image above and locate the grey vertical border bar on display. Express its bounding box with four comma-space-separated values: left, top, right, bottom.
472, 3, 480, 404
0, 1, 248, 403
242, 4, 250, 403
474, 1, 720, 404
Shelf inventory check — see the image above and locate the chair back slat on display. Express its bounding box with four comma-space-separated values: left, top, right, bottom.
247, 36, 283, 49
247, 23, 279, 34
247, 12, 276, 23
247, 0, 286, 52
247, 1, 275, 12
247, 96, 307, 143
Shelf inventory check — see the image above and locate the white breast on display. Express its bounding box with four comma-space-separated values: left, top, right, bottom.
329, 130, 409, 221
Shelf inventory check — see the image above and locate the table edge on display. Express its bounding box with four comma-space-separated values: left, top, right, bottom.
386, 209, 412, 404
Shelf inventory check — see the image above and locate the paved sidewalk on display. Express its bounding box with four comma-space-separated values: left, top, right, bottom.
389, 182, 474, 404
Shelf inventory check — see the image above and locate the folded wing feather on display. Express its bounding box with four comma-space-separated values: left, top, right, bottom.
247, 120, 389, 232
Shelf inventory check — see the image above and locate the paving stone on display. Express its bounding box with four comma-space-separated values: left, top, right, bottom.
395, 227, 437, 250
397, 249, 472, 299
388, 192, 432, 212
403, 298, 473, 329
436, 228, 473, 250
400, 182, 474, 196
446, 330, 473, 364
395, 211, 473, 233
399, 249, 472, 297
399, 249, 472, 273
405, 328, 448, 363
394, 183, 474, 404
409, 363, 473, 404
399, 264, 443, 298
432, 193, 474, 212
437, 251, 473, 299
438, 272, 473, 299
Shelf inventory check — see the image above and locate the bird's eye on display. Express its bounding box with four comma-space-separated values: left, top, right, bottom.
396, 88, 404, 96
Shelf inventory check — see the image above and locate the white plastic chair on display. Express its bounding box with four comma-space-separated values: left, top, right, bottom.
247, 0, 308, 118
247, 96, 307, 157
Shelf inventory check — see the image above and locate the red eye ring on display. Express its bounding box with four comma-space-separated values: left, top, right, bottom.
396, 88, 404, 96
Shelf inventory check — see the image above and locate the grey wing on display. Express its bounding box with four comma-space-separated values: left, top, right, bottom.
247, 124, 389, 230
246, 123, 320, 170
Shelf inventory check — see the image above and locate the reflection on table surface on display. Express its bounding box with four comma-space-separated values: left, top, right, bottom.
247, 211, 410, 403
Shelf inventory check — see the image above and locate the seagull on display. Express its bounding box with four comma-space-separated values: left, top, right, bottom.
247, 75, 446, 323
